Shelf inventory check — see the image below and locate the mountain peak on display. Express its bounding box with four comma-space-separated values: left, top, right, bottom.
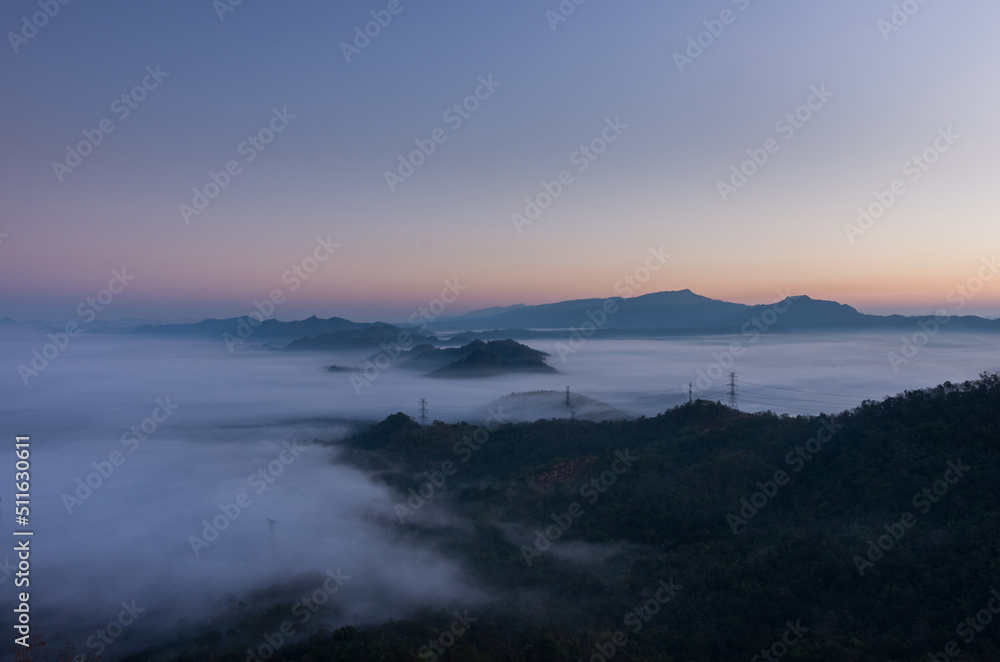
631, 288, 705, 301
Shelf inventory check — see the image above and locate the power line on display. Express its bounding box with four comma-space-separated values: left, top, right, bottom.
739, 381, 863, 400
738, 388, 859, 406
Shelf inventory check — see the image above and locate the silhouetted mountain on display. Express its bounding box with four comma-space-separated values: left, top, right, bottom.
425, 340, 557, 377
393, 338, 547, 370
295, 372, 1000, 662
353, 338, 557, 376
437, 290, 1000, 334
135, 315, 362, 339
717, 295, 869, 331
128, 291, 1000, 344
444, 329, 539, 343
726, 296, 1000, 332
456, 303, 528, 319
434, 289, 748, 330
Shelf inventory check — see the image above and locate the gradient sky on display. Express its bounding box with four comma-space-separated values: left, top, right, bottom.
1, 0, 998, 322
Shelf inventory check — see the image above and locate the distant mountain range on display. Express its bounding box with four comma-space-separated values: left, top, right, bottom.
135, 315, 362, 340
437, 289, 746, 330
436, 289, 1000, 333
118, 290, 1000, 347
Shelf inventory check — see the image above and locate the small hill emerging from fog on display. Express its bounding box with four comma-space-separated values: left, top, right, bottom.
412, 339, 556, 377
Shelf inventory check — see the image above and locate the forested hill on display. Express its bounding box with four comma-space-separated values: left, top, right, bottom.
142, 373, 1000, 661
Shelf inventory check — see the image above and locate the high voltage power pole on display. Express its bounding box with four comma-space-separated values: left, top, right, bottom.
418, 398, 428, 425
566, 386, 571, 406
689, 382, 693, 405
728, 372, 739, 410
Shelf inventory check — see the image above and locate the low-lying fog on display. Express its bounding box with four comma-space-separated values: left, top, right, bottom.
2, 326, 998, 656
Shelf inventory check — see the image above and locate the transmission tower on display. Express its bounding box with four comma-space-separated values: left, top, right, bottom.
728, 372, 739, 409
418, 398, 428, 425
688, 382, 693, 405
565, 386, 571, 406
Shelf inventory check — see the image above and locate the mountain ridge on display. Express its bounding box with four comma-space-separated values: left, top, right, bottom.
125, 290, 1000, 340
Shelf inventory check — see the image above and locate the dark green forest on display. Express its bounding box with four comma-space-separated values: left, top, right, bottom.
106, 372, 1000, 661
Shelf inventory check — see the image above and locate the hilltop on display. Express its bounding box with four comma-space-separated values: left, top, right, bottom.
141, 372, 1000, 661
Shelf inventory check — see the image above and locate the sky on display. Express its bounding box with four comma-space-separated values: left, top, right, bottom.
1, 0, 998, 323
